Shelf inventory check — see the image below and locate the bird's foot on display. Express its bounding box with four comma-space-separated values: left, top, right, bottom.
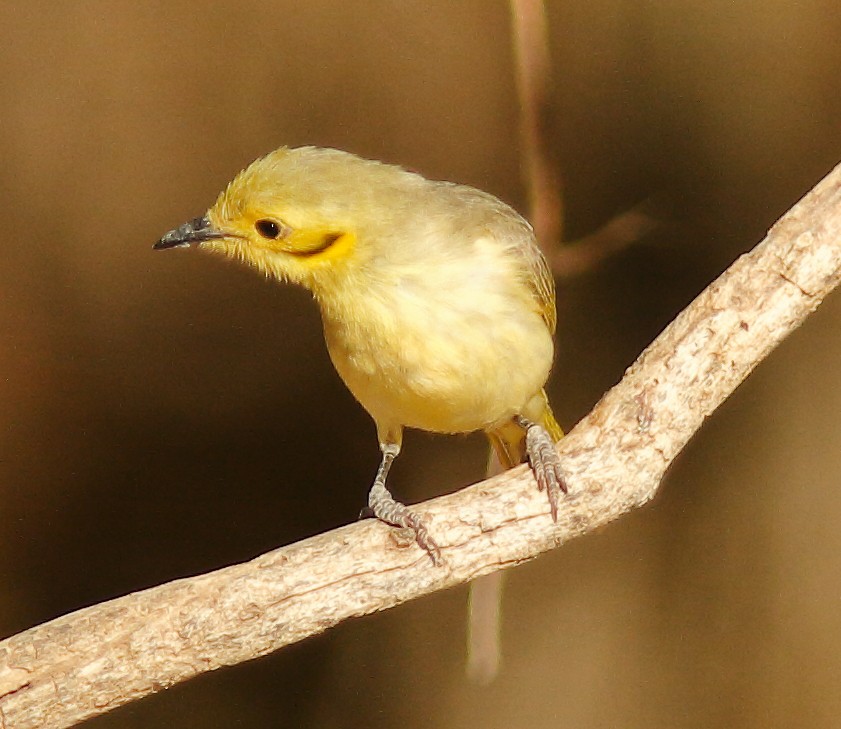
366, 481, 442, 565
518, 417, 567, 521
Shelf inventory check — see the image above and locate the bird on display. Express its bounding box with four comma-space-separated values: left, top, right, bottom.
154, 146, 566, 563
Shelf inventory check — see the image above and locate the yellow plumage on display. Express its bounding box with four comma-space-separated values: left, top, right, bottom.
155, 146, 565, 559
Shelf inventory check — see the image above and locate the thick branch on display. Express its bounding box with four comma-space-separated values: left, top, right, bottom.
3, 163, 841, 728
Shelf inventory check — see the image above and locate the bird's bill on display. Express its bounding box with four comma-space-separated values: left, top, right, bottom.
154, 215, 226, 250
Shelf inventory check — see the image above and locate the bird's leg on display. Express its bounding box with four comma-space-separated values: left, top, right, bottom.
367, 442, 442, 565
515, 415, 567, 521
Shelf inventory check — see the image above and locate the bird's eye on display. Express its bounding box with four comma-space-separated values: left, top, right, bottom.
255, 219, 283, 239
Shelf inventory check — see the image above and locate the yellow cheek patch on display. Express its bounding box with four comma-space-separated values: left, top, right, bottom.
283, 229, 356, 263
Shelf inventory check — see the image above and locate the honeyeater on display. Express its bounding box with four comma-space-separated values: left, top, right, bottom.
155, 146, 565, 562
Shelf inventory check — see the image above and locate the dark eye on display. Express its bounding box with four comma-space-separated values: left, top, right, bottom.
255, 219, 282, 239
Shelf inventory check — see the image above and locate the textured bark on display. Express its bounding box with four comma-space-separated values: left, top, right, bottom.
2, 161, 841, 728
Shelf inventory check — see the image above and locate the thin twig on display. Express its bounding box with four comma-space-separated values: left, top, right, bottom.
465, 0, 559, 685
550, 203, 661, 278
510, 0, 563, 249
510, 0, 657, 273
2, 162, 841, 728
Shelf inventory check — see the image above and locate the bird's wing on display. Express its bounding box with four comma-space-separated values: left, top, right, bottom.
445, 182, 557, 335
497, 209, 556, 335
520, 238, 557, 335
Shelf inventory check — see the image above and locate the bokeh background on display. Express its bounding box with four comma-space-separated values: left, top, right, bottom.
1, 1, 841, 727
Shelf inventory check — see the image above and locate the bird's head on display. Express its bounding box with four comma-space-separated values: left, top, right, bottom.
155, 146, 418, 291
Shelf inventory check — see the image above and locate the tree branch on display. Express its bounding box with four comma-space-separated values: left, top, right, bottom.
509, 0, 658, 275
3, 162, 841, 728
509, 0, 563, 249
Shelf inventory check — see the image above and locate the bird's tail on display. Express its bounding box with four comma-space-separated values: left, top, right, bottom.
539, 400, 564, 442
467, 391, 562, 683
485, 390, 563, 468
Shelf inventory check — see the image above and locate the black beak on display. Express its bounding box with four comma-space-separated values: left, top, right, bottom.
154, 215, 226, 250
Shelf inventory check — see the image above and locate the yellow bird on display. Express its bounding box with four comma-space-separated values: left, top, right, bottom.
155, 146, 565, 561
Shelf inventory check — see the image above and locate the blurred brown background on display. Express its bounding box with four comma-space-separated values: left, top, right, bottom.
1, 1, 841, 727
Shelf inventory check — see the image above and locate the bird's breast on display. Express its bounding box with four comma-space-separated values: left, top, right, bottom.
318, 252, 553, 434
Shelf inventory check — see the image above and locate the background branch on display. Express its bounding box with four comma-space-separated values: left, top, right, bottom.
509, 0, 563, 249
510, 0, 658, 274
2, 162, 841, 728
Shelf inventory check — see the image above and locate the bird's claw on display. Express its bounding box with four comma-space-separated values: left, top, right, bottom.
367, 482, 443, 565
524, 422, 567, 521
394, 510, 443, 566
